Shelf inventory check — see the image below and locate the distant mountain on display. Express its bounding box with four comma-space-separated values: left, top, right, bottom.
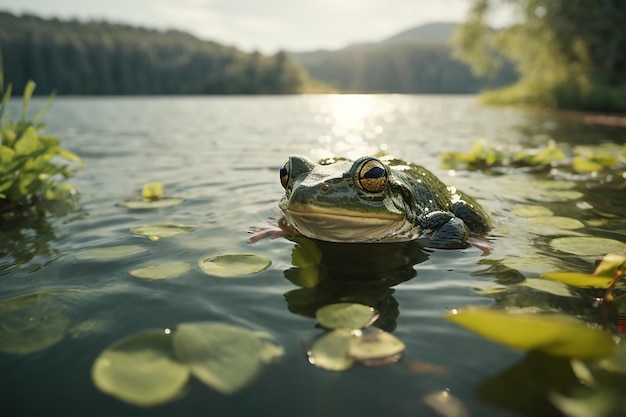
0, 11, 311, 95
381, 22, 458, 44
290, 22, 518, 94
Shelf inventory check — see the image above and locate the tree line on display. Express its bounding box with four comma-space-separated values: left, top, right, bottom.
0, 11, 310, 95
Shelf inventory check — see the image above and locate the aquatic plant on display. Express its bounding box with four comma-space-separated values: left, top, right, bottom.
0, 55, 82, 218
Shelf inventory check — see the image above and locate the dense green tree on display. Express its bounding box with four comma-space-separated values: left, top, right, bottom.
0, 12, 311, 95
453, 0, 626, 110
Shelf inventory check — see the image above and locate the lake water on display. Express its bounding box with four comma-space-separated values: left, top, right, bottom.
1, 95, 625, 417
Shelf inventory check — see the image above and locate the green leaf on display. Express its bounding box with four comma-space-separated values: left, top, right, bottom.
0, 291, 71, 354
0, 84, 12, 122
32, 91, 57, 125
510, 204, 554, 218
14, 126, 42, 156
172, 322, 283, 394
198, 253, 271, 277
572, 156, 603, 173
316, 303, 378, 330
91, 329, 190, 407
593, 252, 626, 278
20, 81, 36, 122
117, 197, 184, 209
444, 307, 615, 359
142, 182, 164, 200
550, 237, 625, 259
541, 272, 615, 289
307, 328, 356, 371
348, 327, 405, 365
0, 145, 15, 163
129, 261, 191, 280
77, 245, 148, 261
131, 223, 196, 241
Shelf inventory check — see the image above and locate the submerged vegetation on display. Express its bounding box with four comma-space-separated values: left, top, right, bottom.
453, 0, 626, 111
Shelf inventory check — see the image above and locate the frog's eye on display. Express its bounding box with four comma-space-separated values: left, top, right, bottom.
355, 158, 388, 193
280, 161, 290, 189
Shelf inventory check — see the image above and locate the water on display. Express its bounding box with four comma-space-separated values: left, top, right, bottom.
1, 95, 625, 417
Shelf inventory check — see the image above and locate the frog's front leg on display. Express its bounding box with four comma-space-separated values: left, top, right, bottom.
417, 211, 469, 248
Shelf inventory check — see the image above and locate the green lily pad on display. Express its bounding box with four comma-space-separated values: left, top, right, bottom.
348, 327, 405, 366
91, 329, 190, 407
316, 303, 378, 330
172, 322, 283, 394
511, 205, 554, 218
131, 224, 196, 241
77, 245, 148, 260
541, 272, 615, 289
501, 256, 558, 275
550, 237, 625, 258
117, 197, 184, 209
532, 190, 584, 202
0, 291, 71, 354
519, 278, 578, 298
308, 328, 356, 371
198, 254, 271, 277
444, 307, 615, 359
129, 261, 191, 280
528, 216, 584, 230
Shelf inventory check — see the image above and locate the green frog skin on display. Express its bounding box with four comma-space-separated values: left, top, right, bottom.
278, 155, 491, 247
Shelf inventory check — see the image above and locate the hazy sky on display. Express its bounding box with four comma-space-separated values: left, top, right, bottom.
0, 0, 509, 53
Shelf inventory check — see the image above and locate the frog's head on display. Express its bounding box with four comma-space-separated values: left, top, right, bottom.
278, 155, 417, 242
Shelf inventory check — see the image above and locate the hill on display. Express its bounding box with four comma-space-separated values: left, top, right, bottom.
290, 22, 518, 94
0, 11, 310, 95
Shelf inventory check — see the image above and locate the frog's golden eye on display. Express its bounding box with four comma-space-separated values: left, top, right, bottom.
355, 158, 388, 193
280, 161, 290, 189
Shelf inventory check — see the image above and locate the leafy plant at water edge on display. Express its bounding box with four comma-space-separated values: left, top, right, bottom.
0, 74, 82, 216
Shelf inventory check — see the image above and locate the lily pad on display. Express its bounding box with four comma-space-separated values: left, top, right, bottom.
77, 245, 148, 260
172, 322, 283, 394
91, 329, 190, 407
550, 237, 625, 258
316, 303, 378, 330
129, 261, 191, 280
444, 307, 615, 359
308, 328, 356, 371
541, 272, 615, 289
348, 327, 405, 366
117, 197, 184, 210
0, 291, 71, 354
198, 254, 271, 277
519, 278, 578, 298
511, 205, 553, 218
528, 216, 584, 230
131, 224, 196, 241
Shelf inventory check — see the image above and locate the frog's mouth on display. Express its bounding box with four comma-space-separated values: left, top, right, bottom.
282, 206, 418, 243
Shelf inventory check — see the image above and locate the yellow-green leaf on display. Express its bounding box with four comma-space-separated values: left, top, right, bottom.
142, 182, 164, 200
14, 126, 42, 155
572, 156, 603, 173
593, 252, 626, 278
198, 254, 271, 278
0, 145, 14, 163
307, 328, 356, 371
316, 303, 378, 330
444, 307, 615, 359
129, 262, 191, 280
541, 272, 615, 289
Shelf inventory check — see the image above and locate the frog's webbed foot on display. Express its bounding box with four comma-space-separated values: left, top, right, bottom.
418, 211, 469, 249
247, 217, 301, 243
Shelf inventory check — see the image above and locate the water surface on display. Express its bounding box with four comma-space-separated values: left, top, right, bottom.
1, 95, 625, 417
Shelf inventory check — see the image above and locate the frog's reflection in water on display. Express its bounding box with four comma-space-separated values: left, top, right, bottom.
283, 238, 429, 331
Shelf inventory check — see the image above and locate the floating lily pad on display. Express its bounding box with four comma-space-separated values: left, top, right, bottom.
550, 237, 625, 258
532, 190, 584, 202
348, 327, 405, 366
423, 390, 470, 417
444, 307, 615, 359
528, 216, 584, 230
308, 328, 356, 371
91, 329, 190, 407
172, 322, 283, 394
129, 261, 191, 280
0, 291, 71, 354
511, 205, 553, 218
77, 245, 148, 260
519, 278, 578, 298
131, 224, 196, 241
501, 256, 558, 275
117, 197, 184, 210
316, 303, 378, 330
198, 254, 271, 277
541, 272, 614, 289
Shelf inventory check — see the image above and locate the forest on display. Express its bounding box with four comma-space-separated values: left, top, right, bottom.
0, 11, 310, 95
454, 0, 626, 111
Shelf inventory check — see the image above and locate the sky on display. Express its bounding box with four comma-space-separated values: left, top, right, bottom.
0, 0, 510, 54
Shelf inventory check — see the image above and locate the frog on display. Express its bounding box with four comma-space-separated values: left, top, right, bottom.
277, 155, 491, 248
